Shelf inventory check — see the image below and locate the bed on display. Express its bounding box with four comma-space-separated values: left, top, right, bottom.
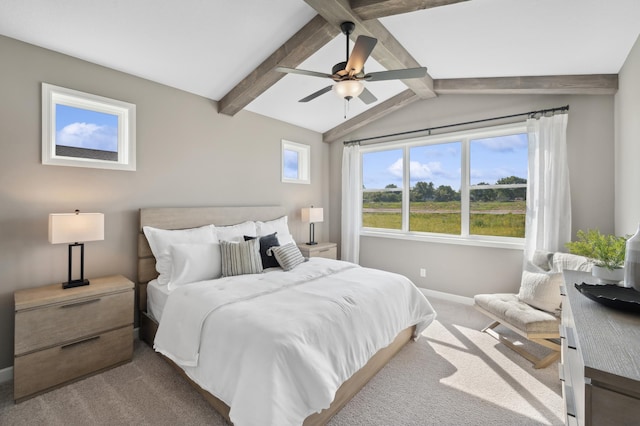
137, 206, 436, 426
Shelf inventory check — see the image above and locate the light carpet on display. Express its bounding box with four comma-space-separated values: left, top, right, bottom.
0, 295, 563, 425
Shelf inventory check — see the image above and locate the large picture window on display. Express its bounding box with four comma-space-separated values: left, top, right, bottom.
360, 123, 528, 246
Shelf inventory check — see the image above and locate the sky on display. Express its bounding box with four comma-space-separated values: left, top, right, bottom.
362, 133, 528, 190
283, 149, 299, 179
55, 104, 119, 152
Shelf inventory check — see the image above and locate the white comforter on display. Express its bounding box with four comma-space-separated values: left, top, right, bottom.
154, 258, 436, 426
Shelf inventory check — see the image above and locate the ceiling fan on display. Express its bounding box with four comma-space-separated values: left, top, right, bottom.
276, 21, 427, 105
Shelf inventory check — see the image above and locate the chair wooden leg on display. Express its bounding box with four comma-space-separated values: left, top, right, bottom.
481, 321, 500, 333
533, 351, 560, 369
481, 321, 560, 369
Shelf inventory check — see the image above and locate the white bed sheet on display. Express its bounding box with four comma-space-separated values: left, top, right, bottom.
154, 258, 436, 426
146, 278, 170, 322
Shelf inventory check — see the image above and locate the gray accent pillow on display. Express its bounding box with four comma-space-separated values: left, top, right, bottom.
269, 243, 305, 271
220, 238, 263, 277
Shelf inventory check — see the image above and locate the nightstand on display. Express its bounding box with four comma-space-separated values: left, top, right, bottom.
297, 242, 337, 260
14, 275, 134, 402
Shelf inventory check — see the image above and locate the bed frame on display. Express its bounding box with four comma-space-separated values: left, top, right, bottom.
137, 206, 414, 425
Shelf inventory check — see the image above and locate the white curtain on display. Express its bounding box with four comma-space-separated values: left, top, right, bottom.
341, 144, 361, 264
524, 113, 571, 264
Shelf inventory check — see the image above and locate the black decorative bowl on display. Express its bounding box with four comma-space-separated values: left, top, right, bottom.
574, 282, 640, 313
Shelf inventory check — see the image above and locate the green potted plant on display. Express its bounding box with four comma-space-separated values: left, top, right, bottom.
565, 229, 628, 284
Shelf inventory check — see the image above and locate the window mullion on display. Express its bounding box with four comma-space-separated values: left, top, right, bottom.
402, 146, 410, 232
461, 138, 470, 237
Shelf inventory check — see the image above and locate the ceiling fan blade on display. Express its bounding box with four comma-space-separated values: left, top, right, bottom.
299, 85, 333, 102
358, 87, 377, 105
365, 67, 428, 82
275, 66, 332, 79
345, 35, 377, 76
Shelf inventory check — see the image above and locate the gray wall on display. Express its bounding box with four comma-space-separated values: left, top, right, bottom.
615, 35, 640, 235
0, 35, 329, 370
329, 94, 615, 298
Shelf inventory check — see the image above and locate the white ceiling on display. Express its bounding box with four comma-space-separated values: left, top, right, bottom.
1, 0, 639, 133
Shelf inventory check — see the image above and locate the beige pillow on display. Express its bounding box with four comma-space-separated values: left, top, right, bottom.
517, 270, 563, 313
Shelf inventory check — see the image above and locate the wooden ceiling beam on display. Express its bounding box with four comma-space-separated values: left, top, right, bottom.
323, 89, 419, 143
218, 15, 339, 116
434, 74, 619, 95
304, 0, 436, 99
351, 0, 470, 20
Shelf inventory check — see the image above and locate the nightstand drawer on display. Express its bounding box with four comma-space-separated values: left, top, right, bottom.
297, 242, 337, 260
15, 290, 133, 355
313, 246, 337, 259
14, 326, 133, 401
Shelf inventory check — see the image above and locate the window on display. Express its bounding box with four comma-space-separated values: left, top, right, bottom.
281, 140, 310, 184
362, 149, 403, 230
360, 123, 528, 246
42, 83, 136, 171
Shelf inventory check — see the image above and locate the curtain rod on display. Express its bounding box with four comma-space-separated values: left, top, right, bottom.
343, 104, 569, 146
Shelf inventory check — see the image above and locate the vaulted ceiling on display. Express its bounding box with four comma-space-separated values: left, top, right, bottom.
1, 0, 638, 142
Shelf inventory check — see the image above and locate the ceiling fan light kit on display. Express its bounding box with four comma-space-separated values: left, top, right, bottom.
276, 21, 427, 111
333, 80, 364, 100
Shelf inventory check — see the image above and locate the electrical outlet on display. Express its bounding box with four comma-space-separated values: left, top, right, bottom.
419, 268, 426, 278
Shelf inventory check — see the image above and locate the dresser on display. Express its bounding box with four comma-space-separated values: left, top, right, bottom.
297, 242, 337, 260
560, 270, 640, 425
14, 275, 134, 402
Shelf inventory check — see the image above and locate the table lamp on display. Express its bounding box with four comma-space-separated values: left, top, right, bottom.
49, 210, 104, 289
301, 206, 323, 245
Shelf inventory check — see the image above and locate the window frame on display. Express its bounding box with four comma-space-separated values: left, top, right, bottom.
281, 139, 310, 184
42, 83, 136, 171
359, 122, 528, 249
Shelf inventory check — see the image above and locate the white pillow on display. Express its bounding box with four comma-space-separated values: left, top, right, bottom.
216, 221, 257, 242
256, 216, 294, 245
168, 243, 222, 290
143, 224, 217, 286
551, 252, 594, 273
269, 243, 306, 271
220, 239, 263, 277
517, 270, 563, 313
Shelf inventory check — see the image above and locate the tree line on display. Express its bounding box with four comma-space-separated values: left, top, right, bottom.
363, 176, 526, 203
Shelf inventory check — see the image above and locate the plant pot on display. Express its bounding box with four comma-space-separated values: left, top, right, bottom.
592, 265, 625, 285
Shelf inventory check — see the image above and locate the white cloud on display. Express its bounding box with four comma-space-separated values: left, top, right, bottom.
388, 158, 404, 177
56, 122, 117, 152
388, 159, 448, 179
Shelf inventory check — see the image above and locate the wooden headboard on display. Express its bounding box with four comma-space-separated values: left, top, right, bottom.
137, 206, 287, 312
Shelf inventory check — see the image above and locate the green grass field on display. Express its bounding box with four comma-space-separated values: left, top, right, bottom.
362, 201, 525, 237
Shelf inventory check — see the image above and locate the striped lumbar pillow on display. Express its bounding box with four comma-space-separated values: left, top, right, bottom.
220, 238, 263, 277
269, 242, 306, 271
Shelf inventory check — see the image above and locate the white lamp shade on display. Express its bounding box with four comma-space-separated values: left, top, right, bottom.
49, 213, 104, 244
333, 80, 364, 99
301, 207, 323, 223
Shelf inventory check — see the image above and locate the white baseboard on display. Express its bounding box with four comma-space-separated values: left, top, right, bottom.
0, 327, 142, 386
420, 288, 474, 305
0, 366, 13, 384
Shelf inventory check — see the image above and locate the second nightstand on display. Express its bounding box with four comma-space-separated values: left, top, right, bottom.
297, 242, 337, 260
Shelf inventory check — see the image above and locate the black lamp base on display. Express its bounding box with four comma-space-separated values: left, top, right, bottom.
62, 279, 90, 289
306, 223, 318, 246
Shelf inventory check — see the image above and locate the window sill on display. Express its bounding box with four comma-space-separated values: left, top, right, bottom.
360, 229, 525, 250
